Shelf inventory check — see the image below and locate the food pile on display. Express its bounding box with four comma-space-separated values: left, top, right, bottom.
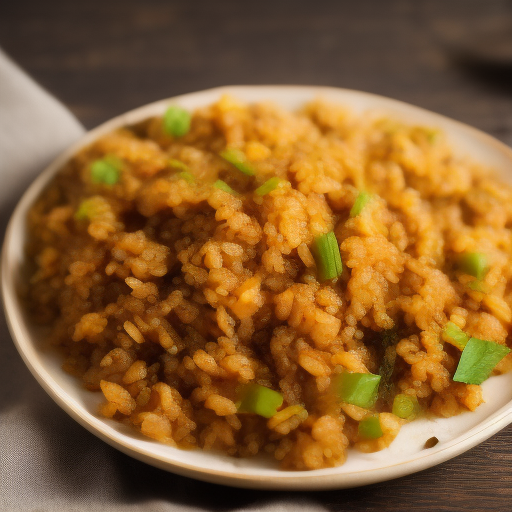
26, 96, 512, 469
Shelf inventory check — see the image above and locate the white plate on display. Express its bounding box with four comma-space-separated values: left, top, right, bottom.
2, 86, 512, 490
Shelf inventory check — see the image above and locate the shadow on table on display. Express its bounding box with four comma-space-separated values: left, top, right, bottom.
453, 57, 512, 98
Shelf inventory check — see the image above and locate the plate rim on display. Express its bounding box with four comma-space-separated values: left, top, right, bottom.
2, 84, 512, 490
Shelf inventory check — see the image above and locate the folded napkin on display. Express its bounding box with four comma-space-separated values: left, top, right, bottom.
0, 49, 328, 512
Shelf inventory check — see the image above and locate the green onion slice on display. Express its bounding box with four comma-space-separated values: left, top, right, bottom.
312, 231, 343, 281
453, 337, 510, 385
350, 191, 372, 217
379, 329, 399, 404
442, 322, 470, 350
334, 372, 381, 408
163, 105, 191, 137
379, 345, 397, 404
90, 158, 121, 185
178, 171, 195, 183
220, 148, 255, 176
75, 198, 97, 221
236, 384, 283, 418
358, 416, 383, 439
392, 394, 419, 419
255, 177, 282, 196
213, 179, 238, 195
169, 159, 190, 171
458, 252, 489, 280
468, 280, 488, 293
425, 129, 439, 144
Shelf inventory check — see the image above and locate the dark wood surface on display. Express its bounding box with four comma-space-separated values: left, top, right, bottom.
1, 1, 511, 510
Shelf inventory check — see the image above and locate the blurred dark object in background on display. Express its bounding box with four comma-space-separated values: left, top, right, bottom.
434, 15, 512, 96
436, 17, 512, 66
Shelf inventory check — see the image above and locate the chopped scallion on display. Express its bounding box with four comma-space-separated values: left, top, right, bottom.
220, 148, 255, 176
468, 280, 488, 293
236, 384, 283, 418
213, 179, 238, 195
169, 159, 190, 171
392, 394, 419, 419
442, 322, 470, 350
75, 198, 97, 221
453, 337, 510, 385
350, 191, 372, 217
255, 177, 282, 196
178, 171, 195, 183
90, 159, 121, 185
379, 344, 397, 404
334, 372, 381, 408
425, 129, 439, 144
358, 416, 383, 439
458, 252, 488, 280
104, 154, 124, 169
163, 105, 191, 137
312, 231, 343, 281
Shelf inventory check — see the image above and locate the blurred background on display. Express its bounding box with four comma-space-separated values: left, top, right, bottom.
1, 0, 512, 143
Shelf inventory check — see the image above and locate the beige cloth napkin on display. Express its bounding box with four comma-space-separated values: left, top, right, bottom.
0, 49, 328, 512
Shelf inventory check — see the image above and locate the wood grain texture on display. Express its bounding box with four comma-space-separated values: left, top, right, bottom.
1, 1, 511, 510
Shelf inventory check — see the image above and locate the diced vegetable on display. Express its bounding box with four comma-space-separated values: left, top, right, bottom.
424, 129, 439, 144
213, 179, 238, 195
75, 198, 97, 221
468, 280, 488, 293
104, 154, 124, 168
178, 171, 195, 183
220, 148, 255, 176
90, 159, 120, 185
350, 191, 372, 217
453, 337, 511, 385
335, 372, 381, 408
312, 231, 343, 281
358, 416, 383, 439
169, 159, 190, 171
382, 329, 399, 348
378, 329, 399, 404
458, 252, 488, 280
163, 106, 191, 137
379, 344, 397, 404
169, 159, 194, 182
237, 384, 284, 418
442, 322, 469, 350
255, 177, 282, 196
392, 394, 419, 419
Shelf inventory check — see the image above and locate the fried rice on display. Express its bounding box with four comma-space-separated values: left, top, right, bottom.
25, 95, 512, 470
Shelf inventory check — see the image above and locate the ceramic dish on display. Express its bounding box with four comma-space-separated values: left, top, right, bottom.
3, 86, 512, 490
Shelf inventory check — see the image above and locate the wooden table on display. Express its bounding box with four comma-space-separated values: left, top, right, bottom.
1, 1, 511, 510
